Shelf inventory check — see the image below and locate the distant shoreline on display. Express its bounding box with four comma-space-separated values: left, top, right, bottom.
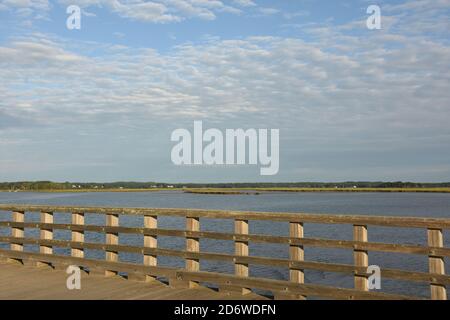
2, 187, 450, 194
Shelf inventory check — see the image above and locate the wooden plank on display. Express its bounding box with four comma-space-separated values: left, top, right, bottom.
38, 211, 53, 268
40, 212, 53, 255
2, 237, 450, 286
427, 228, 447, 300
234, 219, 250, 294
105, 213, 119, 277
284, 221, 305, 300
290, 222, 304, 284
71, 212, 84, 258
235, 219, 249, 276
353, 225, 368, 291
0, 247, 443, 300
0, 249, 177, 279
186, 216, 199, 288
144, 215, 157, 281
10, 211, 24, 252
3, 221, 450, 257
177, 270, 421, 300
0, 204, 449, 229
0, 261, 242, 300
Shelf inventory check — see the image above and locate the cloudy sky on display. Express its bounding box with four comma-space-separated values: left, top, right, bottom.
0, 0, 449, 183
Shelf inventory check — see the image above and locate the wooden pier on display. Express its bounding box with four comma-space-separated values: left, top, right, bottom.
0, 204, 448, 300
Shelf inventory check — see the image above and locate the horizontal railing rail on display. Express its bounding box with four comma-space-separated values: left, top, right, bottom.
1, 221, 449, 256
0, 204, 449, 228
0, 204, 448, 300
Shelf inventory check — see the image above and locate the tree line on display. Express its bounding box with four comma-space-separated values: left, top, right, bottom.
0, 181, 450, 191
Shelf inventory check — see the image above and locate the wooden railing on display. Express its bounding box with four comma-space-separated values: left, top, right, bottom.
0, 204, 448, 300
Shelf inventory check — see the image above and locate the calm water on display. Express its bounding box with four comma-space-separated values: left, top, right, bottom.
1, 191, 449, 298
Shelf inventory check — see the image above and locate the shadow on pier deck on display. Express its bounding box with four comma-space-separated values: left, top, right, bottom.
0, 261, 266, 300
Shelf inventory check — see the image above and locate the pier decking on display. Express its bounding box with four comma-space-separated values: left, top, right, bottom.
0, 204, 448, 300
0, 261, 265, 300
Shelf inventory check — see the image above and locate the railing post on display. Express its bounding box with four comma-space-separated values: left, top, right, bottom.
274, 222, 306, 300
170, 216, 200, 289
427, 228, 447, 300
235, 219, 250, 294
38, 211, 53, 267
353, 224, 368, 292
11, 211, 25, 252
283, 222, 306, 299
8, 211, 24, 264
143, 215, 157, 282
71, 212, 84, 258
235, 219, 249, 274
105, 213, 119, 277
185, 216, 200, 288
290, 222, 305, 282
218, 219, 250, 295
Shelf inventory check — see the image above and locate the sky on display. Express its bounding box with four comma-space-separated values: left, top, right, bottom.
0, 0, 449, 183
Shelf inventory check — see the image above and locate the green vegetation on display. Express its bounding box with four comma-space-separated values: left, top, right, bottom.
1, 181, 450, 193
0, 181, 178, 191
184, 187, 450, 194
184, 189, 260, 195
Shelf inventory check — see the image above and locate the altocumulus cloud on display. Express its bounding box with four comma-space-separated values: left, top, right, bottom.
56, 0, 244, 23
0, 0, 449, 181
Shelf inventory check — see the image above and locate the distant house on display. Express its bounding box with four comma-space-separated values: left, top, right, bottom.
167, 185, 174, 188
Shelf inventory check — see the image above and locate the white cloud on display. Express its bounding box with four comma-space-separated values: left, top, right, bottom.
0, 0, 449, 181
1, 17, 449, 140
283, 10, 309, 20
232, 0, 256, 7
57, 0, 243, 23
257, 7, 278, 16
0, 0, 50, 17
384, 0, 450, 12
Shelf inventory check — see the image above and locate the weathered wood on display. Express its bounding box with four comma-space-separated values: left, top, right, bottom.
353, 225, 368, 291
0, 204, 449, 300
10, 211, 24, 252
38, 211, 53, 268
0, 248, 177, 279
8, 211, 24, 265
1, 258, 263, 300
178, 270, 420, 300
2, 236, 449, 286
185, 217, 199, 288
105, 213, 119, 277
234, 219, 250, 294
288, 222, 305, 300
40, 212, 53, 255
143, 215, 157, 282
3, 221, 450, 257
0, 204, 448, 229
427, 228, 447, 300
71, 212, 84, 258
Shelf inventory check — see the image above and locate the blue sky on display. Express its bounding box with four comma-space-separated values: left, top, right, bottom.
0, 0, 449, 183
